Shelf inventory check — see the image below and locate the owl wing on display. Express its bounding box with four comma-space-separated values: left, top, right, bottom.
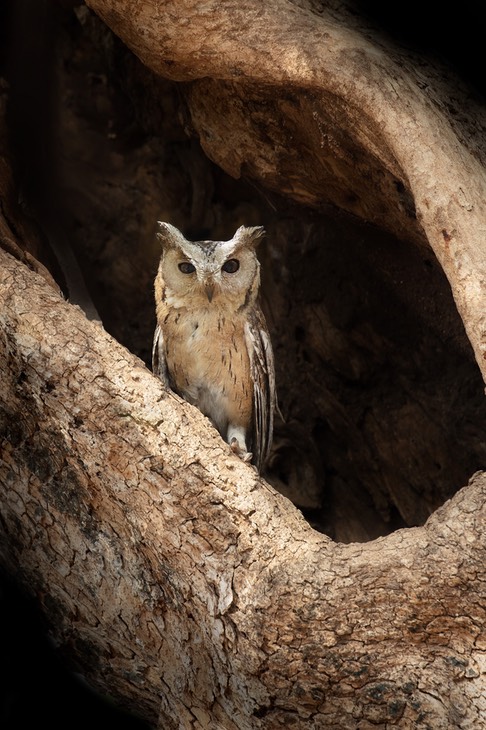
152, 324, 170, 386
245, 307, 276, 473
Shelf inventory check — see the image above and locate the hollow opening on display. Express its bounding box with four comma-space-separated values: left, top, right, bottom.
4, 4, 486, 544
261, 210, 486, 541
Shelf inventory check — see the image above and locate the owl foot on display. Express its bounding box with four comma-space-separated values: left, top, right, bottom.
230, 438, 253, 464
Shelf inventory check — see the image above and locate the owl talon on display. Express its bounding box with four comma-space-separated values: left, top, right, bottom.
230, 438, 253, 464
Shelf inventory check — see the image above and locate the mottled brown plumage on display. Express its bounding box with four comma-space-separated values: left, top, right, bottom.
152, 222, 275, 471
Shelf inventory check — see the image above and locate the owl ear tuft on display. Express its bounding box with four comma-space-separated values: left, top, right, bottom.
156, 221, 187, 249
234, 225, 266, 247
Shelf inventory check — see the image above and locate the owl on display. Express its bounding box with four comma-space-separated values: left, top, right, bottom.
152, 222, 276, 472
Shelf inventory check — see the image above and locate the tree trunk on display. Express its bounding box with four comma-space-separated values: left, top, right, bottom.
1, 242, 485, 727
1, 244, 485, 728
1, 1, 486, 728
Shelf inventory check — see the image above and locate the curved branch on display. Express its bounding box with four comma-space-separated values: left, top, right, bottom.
0, 249, 485, 728
86, 0, 486, 383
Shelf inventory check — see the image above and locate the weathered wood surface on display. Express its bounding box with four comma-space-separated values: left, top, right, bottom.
0, 247, 485, 728
85, 0, 486, 385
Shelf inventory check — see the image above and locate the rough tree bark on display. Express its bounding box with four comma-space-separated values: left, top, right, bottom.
1, 1, 486, 728
84, 0, 486, 383
1, 245, 485, 729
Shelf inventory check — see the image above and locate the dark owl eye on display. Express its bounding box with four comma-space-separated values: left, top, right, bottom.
222, 258, 240, 274
178, 262, 196, 274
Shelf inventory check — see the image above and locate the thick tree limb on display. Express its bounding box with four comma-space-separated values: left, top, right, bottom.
0, 248, 485, 728
86, 0, 486, 384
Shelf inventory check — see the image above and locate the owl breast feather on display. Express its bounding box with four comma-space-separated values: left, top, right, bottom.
165, 309, 253, 435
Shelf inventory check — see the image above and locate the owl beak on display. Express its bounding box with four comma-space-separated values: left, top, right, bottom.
204, 281, 215, 302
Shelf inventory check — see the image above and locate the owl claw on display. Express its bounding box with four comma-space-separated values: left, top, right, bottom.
230, 438, 253, 464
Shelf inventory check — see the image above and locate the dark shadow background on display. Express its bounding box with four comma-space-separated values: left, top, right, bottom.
0, 572, 151, 729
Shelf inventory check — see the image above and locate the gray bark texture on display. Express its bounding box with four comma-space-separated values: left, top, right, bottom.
1, 1, 486, 728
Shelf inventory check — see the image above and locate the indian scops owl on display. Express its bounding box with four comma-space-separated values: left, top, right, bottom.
152, 222, 276, 472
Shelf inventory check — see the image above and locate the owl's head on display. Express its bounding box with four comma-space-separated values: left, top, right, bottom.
156, 222, 265, 310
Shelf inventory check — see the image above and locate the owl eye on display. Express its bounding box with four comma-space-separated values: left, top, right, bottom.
178, 262, 196, 274
222, 258, 240, 274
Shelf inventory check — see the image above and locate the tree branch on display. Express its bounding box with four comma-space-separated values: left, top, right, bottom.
86, 0, 486, 384
0, 248, 485, 728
